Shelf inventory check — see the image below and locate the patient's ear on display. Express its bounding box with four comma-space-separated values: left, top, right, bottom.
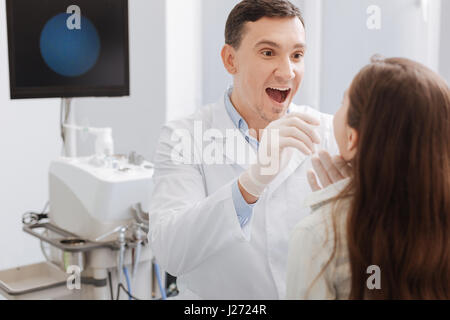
221, 44, 237, 75
346, 127, 358, 159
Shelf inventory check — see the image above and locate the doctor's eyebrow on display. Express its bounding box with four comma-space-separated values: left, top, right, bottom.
254, 40, 307, 50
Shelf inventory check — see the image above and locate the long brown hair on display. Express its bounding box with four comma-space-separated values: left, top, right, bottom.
341, 57, 450, 299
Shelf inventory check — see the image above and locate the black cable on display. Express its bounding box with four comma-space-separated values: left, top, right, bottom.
116, 283, 140, 300
116, 282, 121, 300
108, 271, 114, 300
40, 201, 49, 214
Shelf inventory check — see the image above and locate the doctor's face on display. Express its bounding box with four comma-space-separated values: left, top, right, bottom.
232, 17, 306, 124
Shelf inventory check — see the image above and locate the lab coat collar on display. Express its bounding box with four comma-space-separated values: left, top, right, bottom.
211, 94, 257, 170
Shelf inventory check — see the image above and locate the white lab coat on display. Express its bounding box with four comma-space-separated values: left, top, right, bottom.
148, 95, 338, 299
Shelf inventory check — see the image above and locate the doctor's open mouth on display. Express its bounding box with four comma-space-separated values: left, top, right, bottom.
266, 87, 291, 104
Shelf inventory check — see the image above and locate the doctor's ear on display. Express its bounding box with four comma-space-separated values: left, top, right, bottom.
221, 44, 237, 75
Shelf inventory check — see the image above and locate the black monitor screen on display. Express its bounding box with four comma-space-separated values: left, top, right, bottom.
6, 0, 129, 99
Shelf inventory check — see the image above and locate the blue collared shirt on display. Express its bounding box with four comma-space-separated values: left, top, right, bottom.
224, 87, 258, 228
224, 87, 291, 228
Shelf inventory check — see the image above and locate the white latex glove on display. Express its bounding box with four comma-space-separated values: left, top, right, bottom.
307, 150, 352, 192
239, 112, 321, 197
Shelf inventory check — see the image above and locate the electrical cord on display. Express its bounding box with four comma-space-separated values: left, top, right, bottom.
41, 201, 49, 214
109, 268, 140, 301
123, 267, 132, 300
154, 262, 167, 300
116, 283, 140, 300
39, 231, 52, 263
108, 271, 114, 300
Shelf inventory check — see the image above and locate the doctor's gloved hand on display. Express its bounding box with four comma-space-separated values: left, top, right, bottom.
307, 150, 352, 192
239, 113, 321, 199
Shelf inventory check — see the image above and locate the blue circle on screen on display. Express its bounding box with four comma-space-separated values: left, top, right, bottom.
39, 13, 100, 77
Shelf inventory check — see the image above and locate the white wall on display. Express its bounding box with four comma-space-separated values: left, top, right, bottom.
201, 0, 240, 105
0, 3, 61, 270
440, 0, 450, 84
74, 0, 166, 162
166, 0, 203, 121
319, 0, 442, 114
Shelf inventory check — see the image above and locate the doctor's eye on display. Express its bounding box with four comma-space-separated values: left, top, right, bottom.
261, 50, 274, 57
293, 52, 305, 60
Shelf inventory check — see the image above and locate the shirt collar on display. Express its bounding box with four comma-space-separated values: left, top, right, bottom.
224, 86, 248, 132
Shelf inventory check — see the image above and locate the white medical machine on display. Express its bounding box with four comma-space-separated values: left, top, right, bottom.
0, 0, 164, 299
0, 125, 166, 300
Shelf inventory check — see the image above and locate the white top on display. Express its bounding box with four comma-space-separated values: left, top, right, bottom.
286, 178, 352, 300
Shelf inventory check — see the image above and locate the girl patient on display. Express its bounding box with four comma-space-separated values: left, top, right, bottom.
286, 57, 450, 300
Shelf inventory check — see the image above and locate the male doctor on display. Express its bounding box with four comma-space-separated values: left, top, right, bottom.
148, 0, 340, 299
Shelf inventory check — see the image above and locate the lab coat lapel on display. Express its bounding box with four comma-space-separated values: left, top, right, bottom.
210, 98, 257, 170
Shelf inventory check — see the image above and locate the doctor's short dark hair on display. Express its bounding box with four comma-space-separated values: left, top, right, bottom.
225, 0, 305, 49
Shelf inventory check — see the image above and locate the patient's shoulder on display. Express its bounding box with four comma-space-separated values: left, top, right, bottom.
293, 196, 351, 245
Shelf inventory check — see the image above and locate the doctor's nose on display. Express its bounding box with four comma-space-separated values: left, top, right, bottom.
274, 57, 296, 82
